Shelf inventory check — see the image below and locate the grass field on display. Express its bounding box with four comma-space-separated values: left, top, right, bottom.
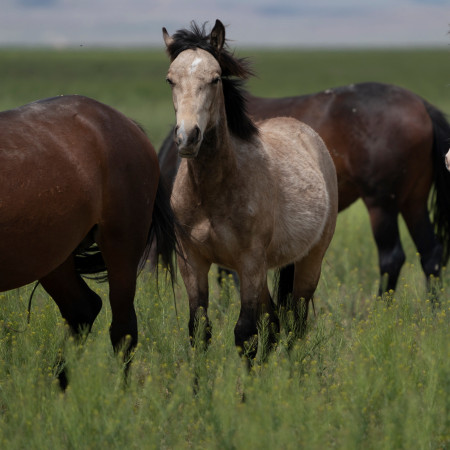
0, 47, 448, 148
0, 47, 449, 449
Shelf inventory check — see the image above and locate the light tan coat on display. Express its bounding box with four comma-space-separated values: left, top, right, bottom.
164, 21, 337, 357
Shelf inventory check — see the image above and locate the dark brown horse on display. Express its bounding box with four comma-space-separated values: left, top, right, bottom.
0, 95, 177, 386
159, 82, 450, 295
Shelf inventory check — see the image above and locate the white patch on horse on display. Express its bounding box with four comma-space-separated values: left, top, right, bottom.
190, 57, 203, 74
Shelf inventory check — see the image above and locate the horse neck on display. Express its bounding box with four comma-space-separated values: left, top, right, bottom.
186, 121, 238, 192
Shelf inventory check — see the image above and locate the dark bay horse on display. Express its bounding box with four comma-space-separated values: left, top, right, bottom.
159, 81, 450, 295
0, 95, 177, 385
163, 20, 338, 358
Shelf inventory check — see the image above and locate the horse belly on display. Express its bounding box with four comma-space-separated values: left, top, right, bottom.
266, 162, 331, 268
267, 204, 329, 268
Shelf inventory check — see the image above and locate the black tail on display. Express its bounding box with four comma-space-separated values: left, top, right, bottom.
426, 102, 450, 264
144, 177, 178, 285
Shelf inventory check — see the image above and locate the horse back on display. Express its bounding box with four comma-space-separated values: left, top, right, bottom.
248, 83, 433, 211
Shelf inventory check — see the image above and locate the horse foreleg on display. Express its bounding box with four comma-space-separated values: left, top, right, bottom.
236, 257, 278, 362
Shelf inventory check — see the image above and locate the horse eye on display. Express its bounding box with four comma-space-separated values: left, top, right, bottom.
211, 77, 221, 85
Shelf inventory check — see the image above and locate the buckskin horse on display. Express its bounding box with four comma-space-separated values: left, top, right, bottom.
0, 95, 177, 386
159, 79, 450, 296
163, 20, 338, 358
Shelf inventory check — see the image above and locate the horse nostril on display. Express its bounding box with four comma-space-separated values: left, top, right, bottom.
192, 125, 201, 143
186, 126, 201, 146
174, 125, 182, 145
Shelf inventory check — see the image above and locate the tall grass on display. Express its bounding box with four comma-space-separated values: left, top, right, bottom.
0, 255, 448, 447
0, 48, 449, 448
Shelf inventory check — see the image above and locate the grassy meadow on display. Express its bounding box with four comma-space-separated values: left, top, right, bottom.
0, 47, 449, 449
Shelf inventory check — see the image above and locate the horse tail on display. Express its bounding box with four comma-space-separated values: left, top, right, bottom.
425, 102, 450, 264
143, 177, 178, 285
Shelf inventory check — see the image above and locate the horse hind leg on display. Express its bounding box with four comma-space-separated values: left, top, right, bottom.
39, 256, 103, 389
401, 204, 443, 302
286, 239, 332, 347
217, 266, 240, 288
364, 201, 406, 295
274, 263, 299, 346
275, 263, 295, 312
40, 256, 102, 337
96, 226, 145, 375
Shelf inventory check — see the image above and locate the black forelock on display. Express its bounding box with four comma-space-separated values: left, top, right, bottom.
165, 21, 254, 79
166, 21, 258, 141
166, 22, 215, 61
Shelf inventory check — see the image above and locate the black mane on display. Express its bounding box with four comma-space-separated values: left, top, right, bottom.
166, 21, 258, 141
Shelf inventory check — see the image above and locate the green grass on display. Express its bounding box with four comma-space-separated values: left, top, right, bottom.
0, 48, 449, 449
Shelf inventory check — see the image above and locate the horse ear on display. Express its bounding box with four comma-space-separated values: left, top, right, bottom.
210, 19, 225, 53
162, 27, 174, 48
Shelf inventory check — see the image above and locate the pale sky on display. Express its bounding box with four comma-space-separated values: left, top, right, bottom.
1, 0, 449, 48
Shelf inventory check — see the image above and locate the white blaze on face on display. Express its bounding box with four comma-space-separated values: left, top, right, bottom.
177, 119, 187, 141
189, 57, 203, 74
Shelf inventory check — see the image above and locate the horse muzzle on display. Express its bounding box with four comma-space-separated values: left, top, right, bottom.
175, 124, 202, 158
